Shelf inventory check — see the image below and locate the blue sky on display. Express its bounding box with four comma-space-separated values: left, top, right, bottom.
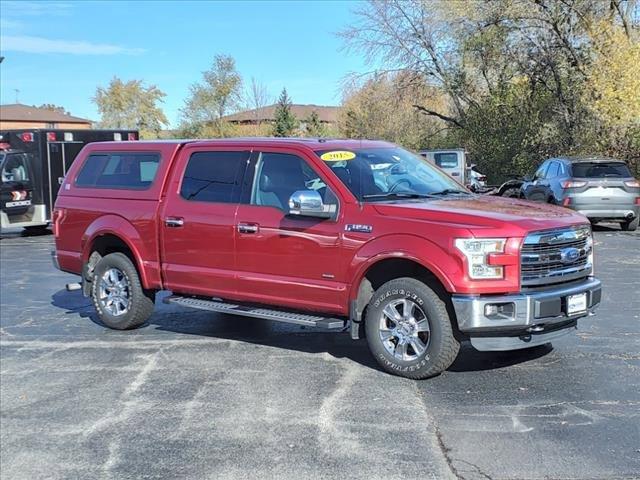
0, 0, 370, 127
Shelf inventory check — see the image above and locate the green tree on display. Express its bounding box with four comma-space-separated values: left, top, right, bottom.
179, 54, 243, 137
272, 88, 298, 137
304, 110, 327, 137
93, 77, 168, 138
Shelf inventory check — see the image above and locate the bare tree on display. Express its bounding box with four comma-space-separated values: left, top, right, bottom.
246, 77, 271, 126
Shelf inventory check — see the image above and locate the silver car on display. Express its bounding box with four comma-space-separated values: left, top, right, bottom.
521, 156, 640, 231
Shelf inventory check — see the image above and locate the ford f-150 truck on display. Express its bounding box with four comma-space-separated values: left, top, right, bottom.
52, 138, 602, 379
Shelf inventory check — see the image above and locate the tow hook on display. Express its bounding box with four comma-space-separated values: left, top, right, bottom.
516, 325, 545, 342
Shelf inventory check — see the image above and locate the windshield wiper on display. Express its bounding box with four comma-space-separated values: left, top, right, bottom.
429, 188, 471, 196
362, 192, 433, 201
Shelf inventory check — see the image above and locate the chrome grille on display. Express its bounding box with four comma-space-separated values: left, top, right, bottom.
521, 226, 593, 287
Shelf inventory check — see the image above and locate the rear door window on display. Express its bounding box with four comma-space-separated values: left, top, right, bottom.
180, 151, 249, 203
1, 153, 31, 183
571, 162, 631, 178
76, 152, 160, 189
546, 162, 559, 178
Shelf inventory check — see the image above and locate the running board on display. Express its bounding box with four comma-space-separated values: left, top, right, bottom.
163, 295, 346, 329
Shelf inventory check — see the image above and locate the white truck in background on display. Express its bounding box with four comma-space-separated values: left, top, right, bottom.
419, 149, 487, 191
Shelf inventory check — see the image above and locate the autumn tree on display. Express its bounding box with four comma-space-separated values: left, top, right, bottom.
340, 73, 450, 151
179, 54, 243, 138
341, 0, 640, 180
38, 104, 70, 115
93, 77, 168, 138
272, 88, 298, 137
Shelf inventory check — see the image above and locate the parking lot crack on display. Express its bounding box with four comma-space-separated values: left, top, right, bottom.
317, 361, 360, 454
435, 426, 464, 480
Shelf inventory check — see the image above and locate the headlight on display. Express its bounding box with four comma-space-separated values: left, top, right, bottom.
455, 238, 506, 279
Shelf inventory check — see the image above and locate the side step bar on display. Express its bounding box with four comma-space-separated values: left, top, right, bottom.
163, 295, 346, 329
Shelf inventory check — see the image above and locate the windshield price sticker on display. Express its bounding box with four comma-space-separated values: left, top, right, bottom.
320, 151, 356, 162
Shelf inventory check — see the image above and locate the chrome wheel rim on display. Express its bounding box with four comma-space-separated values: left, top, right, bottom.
98, 268, 131, 316
379, 298, 430, 361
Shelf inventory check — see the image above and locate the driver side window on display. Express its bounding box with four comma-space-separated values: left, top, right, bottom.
534, 162, 549, 180
251, 152, 336, 211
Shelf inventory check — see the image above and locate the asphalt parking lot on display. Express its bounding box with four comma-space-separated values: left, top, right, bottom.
1, 226, 639, 480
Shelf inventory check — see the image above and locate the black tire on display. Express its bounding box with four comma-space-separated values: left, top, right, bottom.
364, 278, 460, 379
502, 187, 521, 198
90, 252, 155, 330
621, 216, 639, 232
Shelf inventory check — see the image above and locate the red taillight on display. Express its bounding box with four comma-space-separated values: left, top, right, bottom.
21, 132, 34, 142
635, 197, 640, 205
562, 180, 587, 189
47, 132, 57, 142
0, 142, 10, 150
562, 197, 572, 206
624, 179, 640, 188
478, 175, 487, 181
128, 132, 137, 141
52, 208, 64, 238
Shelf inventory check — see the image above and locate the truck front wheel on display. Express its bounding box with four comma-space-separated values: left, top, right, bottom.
364, 278, 460, 379
90, 252, 155, 330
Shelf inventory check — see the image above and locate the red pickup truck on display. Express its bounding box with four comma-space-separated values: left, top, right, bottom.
52, 138, 601, 379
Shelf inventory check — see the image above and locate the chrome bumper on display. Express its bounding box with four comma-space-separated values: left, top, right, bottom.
452, 277, 601, 351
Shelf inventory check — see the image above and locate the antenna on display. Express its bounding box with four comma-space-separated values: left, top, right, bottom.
14, 89, 20, 104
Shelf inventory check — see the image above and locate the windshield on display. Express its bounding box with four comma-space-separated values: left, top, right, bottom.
571, 161, 631, 178
1, 153, 31, 183
316, 147, 466, 201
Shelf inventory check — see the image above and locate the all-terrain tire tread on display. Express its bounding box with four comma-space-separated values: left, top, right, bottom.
365, 277, 460, 380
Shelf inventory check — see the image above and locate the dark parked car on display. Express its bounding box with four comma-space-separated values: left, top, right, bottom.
521, 156, 640, 231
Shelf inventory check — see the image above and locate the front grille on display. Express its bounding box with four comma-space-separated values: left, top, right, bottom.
521, 226, 592, 287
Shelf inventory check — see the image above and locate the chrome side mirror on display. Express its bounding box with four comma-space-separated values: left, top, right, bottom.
288, 190, 335, 219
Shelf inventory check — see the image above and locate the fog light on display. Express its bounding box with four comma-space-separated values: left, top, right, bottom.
484, 302, 515, 320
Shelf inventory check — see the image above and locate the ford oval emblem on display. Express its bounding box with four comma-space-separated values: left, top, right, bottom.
560, 247, 580, 264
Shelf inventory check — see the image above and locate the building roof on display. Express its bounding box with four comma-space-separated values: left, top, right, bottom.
0, 104, 91, 124
222, 104, 340, 123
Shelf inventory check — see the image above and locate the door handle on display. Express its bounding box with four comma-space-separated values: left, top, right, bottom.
237, 223, 259, 234
165, 217, 184, 228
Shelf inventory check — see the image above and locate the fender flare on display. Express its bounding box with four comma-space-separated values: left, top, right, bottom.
81, 215, 152, 289
348, 234, 458, 303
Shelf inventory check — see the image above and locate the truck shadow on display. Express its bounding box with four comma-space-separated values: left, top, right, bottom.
51, 289, 554, 375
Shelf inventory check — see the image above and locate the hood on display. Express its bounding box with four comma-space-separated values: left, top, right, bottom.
372, 195, 588, 233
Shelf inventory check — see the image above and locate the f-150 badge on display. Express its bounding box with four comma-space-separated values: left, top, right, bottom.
345, 224, 373, 233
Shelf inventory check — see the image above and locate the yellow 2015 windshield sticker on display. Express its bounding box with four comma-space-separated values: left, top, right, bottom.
320, 151, 356, 161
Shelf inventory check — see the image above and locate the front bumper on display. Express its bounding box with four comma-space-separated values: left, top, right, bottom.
452, 277, 601, 351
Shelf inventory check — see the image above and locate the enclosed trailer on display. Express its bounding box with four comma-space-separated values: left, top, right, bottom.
0, 129, 138, 231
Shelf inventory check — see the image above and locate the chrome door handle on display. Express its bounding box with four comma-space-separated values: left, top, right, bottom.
237, 223, 259, 234
165, 217, 184, 227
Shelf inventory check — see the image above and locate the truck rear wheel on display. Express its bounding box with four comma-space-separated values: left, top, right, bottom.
364, 278, 460, 379
90, 252, 155, 330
